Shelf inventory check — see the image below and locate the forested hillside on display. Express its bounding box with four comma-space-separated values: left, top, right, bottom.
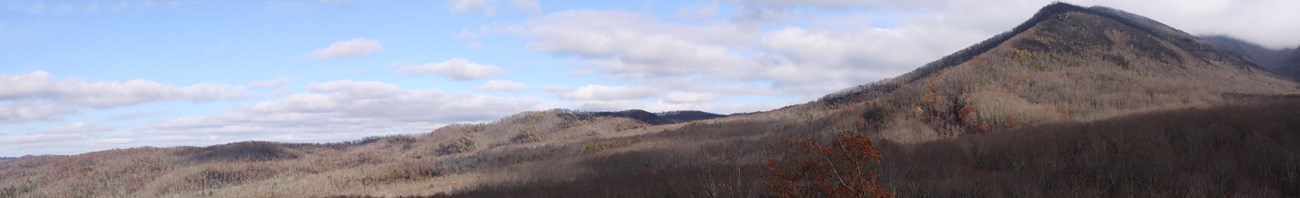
2, 3, 1297, 198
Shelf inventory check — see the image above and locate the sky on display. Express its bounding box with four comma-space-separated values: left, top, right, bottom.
1, 0, 1297, 156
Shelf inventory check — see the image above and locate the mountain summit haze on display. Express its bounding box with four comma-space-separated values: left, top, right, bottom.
2, 1, 1299, 197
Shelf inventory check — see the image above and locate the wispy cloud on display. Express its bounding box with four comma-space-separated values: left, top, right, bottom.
0, 102, 72, 124
510, 0, 540, 14
662, 91, 717, 104
308, 38, 382, 59
399, 58, 505, 80
136, 80, 541, 144
448, 0, 495, 15
0, 71, 245, 108
546, 84, 661, 101
0, 71, 245, 124
0, 122, 113, 145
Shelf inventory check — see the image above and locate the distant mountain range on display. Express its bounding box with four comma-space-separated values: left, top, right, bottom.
1204, 35, 1300, 80
2, 3, 1297, 197
559, 109, 727, 125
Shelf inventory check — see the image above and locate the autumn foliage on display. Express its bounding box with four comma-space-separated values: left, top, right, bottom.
767, 133, 895, 198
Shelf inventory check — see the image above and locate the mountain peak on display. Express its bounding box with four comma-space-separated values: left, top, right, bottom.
819, 2, 1299, 142
1029, 2, 1089, 19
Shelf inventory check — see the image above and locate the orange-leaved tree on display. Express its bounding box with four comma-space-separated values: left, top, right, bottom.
766, 133, 894, 198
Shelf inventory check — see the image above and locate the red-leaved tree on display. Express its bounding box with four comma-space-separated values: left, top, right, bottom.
767, 133, 894, 198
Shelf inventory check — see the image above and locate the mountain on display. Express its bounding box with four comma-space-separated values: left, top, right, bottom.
1291, 45, 1300, 74
561, 109, 727, 125
443, 97, 1300, 198
423, 109, 725, 153
1204, 35, 1299, 79
2, 3, 1298, 198
818, 2, 1298, 143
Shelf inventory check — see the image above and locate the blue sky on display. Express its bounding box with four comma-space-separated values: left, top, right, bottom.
2, 0, 1297, 156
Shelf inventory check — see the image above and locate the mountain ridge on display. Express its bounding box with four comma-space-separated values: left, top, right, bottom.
557, 109, 727, 125
811, 2, 1297, 143
1204, 35, 1300, 79
2, 3, 1298, 197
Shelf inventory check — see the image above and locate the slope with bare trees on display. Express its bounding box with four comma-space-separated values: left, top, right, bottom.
1, 3, 1298, 198
818, 3, 1298, 143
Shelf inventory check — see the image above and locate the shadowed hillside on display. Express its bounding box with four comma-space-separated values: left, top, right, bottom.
430, 97, 1300, 197
1291, 45, 1300, 76
875, 98, 1300, 197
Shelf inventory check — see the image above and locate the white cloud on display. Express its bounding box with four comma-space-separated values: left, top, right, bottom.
752, 25, 971, 92
523, 10, 756, 79
732, 0, 1300, 48
662, 91, 716, 104
0, 71, 244, 124
731, 0, 879, 7
547, 84, 661, 101
0, 103, 72, 124
762, 27, 929, 71
1077, 0, 1300, 49
511, 0, 540, 14
0, 133, 76, 145
0, 122, 113, 145
675, 2, 719, 20
97, 136, 135, 144
448, 0, 495, 15
447, 0, 539, 15
399, 58, 505, 80
707, 0, 1300, 95
108, 110, 168, 121
519, 8, 951, 97
73, 81, 241, 108
0, 71, 245, 108
308, 38, 382, 59
525, 0, 1249, 98
728, 3, 798, 25
46, 122, 114, 134
477, 80, 528, 92
0, 121, 139, 156
137, 80, 541, 144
